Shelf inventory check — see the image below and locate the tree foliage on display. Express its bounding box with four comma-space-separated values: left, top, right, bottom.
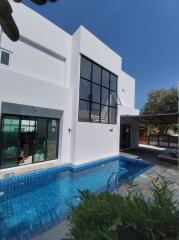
142, 87, 178, 114
141, 87, 178, 135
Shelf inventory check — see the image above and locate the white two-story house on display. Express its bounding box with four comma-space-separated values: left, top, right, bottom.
0, 2, 139, 171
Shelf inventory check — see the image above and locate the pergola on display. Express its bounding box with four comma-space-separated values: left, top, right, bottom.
121, 112, 178, 124
120, 113, 178, 166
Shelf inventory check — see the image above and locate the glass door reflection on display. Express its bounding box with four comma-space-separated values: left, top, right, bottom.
33, 118, 47, 163
19, 118, 36, 165
1, 116, 20, 168
1, 115, 59, 169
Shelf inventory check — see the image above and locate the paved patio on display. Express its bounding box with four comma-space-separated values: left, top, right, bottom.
120, 146, 179, 201
122, 144, 178, 166
32, 218, 69, 240
118, 163, 179, 202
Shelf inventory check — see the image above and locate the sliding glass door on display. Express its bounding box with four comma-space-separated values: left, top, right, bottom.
46, 119, 58, 160
19, 118, 36, 165
0, 115, 59, 169
33, 118, 47, 163
1, 116, 20, 168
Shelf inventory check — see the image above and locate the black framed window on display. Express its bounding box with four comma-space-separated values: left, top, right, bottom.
110, 91, 117, 107
0, 115, 59, 169
47, 120, 58, 160
101, 87, 109, 106
80, 57, 92, 80
78, 100, 90, 122
102, 69, 110, 88
80, 78, 91, 101
92, 83, 100, 103
92, 64, 101, 84
79, 56, 118, 124
109, 107, 116, 124
110, 74, 117, 91
1, 116, 20, 168
91, 103, 100, 123
101, 105, 109, 124
33, 118, 47, 163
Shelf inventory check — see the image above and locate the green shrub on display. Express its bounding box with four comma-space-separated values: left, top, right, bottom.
65, 176, 179, 240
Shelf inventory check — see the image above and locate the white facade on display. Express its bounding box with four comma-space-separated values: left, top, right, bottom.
0, 2, 139, 169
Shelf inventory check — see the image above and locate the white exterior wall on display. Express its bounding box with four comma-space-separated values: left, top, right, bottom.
0, 2, 73, 164
119, 71, 135, 108
1, 36, 66, 86
70, 27, 121, 164
0, 3, 139, 168
117, 72, 139, 150
118, 71, 139, 116
120, 118, 139, 149
0, 68, 72, 162
1, 2, 72, 88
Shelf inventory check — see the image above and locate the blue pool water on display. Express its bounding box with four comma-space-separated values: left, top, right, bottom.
0, 156, 151, 240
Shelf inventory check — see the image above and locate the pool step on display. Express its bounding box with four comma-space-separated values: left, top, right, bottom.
107, 167, 129, 192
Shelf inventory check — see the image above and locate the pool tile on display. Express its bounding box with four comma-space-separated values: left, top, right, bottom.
0, 156, 151, 239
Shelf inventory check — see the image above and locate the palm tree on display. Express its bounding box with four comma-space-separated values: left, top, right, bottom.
0, 0, 59, 42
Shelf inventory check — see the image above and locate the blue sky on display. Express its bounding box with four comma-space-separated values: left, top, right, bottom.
24, 0, 179, 110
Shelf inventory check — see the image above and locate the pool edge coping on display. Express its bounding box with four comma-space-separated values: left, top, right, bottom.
0, 155, 153, 183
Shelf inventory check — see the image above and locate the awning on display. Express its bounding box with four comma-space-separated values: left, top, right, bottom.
121, 112, 179, 124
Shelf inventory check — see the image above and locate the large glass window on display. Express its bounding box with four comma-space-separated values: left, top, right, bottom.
110, 91, 117, 107
109, 107, 116, 124
1, 116, 20, 168
47, 120, 58, 160
0, 115, 59, 169
91, 103, 100, 123
80, 57, 92, 80
110, 74, 117, 91
92, 64, 101, 84
79, 56, 118, 124
80, 78, 91, 101
101, 105, 109, 124
78, 100, 90, 122
102, 69, 110, 88
19, 118, 36, 165
101, 87, 109, 106
33, 118, 47, 163
92, 83, 100, 103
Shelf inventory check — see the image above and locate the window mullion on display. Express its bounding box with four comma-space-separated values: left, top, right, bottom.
108, 89, 110, 124
89, 63, 93, 122
99, 67, 102, 123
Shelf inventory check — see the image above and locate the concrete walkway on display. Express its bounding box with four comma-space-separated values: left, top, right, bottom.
32, 218, 69, 240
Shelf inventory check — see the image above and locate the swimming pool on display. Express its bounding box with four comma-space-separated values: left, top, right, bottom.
0, 156, 151, 240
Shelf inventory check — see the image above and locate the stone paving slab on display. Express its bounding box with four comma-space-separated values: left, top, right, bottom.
118, 164, 179, 201
32, 218, 69, 240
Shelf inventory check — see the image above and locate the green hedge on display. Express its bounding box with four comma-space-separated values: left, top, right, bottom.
65, 176, 179, 240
